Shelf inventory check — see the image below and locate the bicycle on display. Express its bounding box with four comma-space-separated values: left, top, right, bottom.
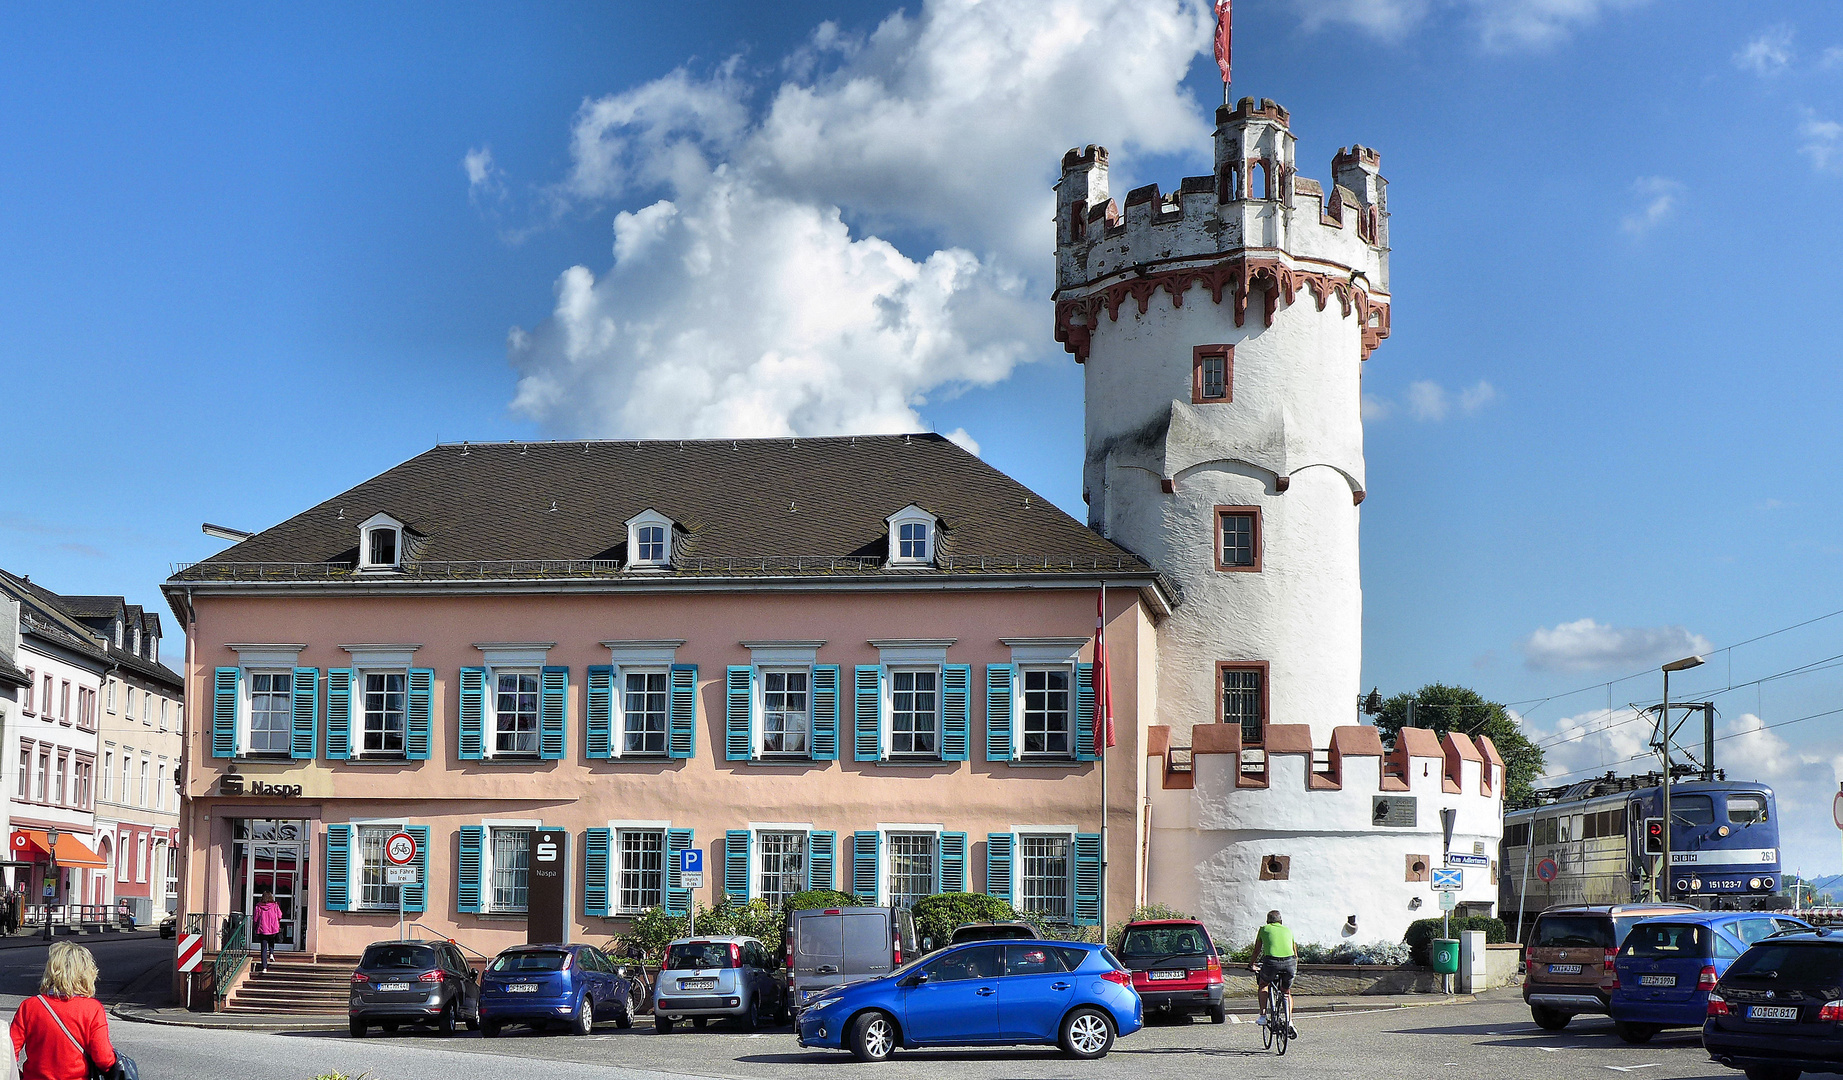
1257, 968, 1291, 1055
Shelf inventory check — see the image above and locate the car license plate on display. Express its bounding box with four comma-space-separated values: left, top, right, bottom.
1747, 1006, 1799, 1021
1149, 969, 1186, 980
1548, 964, 1582, 974
1639, 975, 1675, 987
507, 984, 538, 993
377, 982, 410, 992
681, 978, 716, 990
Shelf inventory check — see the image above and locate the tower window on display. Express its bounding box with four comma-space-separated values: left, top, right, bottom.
1220, 663, 1268, 745
1192, 345, 1233, 403
1214, 507, 1261, 572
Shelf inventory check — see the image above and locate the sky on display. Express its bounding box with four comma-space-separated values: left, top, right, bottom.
3, 1, 1842, 871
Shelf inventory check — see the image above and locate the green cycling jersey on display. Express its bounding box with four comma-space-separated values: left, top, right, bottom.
1254, 922, 1296, 959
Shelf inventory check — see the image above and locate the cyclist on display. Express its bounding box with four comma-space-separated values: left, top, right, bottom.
1250, 909, 1298, 1039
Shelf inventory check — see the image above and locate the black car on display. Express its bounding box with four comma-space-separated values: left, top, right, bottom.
1704, 927, 1843, 1080
350, 940, 481, 1038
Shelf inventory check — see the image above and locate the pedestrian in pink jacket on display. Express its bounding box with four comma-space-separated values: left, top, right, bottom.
252, 891, 283, 973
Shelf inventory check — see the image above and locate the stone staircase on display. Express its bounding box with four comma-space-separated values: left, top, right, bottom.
222, 955, 357, 1014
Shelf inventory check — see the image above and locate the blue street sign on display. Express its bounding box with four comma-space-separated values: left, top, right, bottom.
1430, 867, 1464, 891
1446, 853, 1489, 867
681, 848, 703, 874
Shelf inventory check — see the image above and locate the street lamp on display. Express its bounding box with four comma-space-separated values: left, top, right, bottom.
1656, 654, 1705, 901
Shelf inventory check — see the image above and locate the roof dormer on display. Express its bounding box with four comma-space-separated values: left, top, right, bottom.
357, 512, 406, 572
624, 508, 675, 570
885, 504, 940, 567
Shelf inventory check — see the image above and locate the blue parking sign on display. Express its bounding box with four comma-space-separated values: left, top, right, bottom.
682, 848, 703, 874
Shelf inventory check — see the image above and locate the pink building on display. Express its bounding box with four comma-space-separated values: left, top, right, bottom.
165, 436, 1166, 964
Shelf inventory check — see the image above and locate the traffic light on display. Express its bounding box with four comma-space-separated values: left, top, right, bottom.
1644, 817, 1666, 855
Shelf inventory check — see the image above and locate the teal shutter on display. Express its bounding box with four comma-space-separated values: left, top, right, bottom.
808, 831, 836, 891
724, 829, 751, 902
456, 826, 484, 914
940, 664, 970, 761
323, 825, 350, 912
667, 665, 697, 759
406, 668, 434, 760
810, 665, 839, 760
586, 666, 614, 759
665, 828, 694, 914
985, 833, 1014, 903
984, 665, 1015, 762
402, 825, 429, 912
940, 832, 968, 893
853, 666, 881, 761
1073, 833, 1102, 925
212, 667, 238, 758
290, 668, 318, 759
725, 666, 753, 761
1075, 663, 1097, 761
325, 669, 352, 760
457, 667, 485, 760
584, 828, 611, 917
851, 831, 880, 903
539, 666, 568, 759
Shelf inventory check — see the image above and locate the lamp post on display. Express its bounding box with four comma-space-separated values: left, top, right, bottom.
1656, 655, 1705, 901
42, 828, 58, 941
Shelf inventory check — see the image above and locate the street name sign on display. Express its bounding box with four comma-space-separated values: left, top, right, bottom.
1446, 853, 1489, 868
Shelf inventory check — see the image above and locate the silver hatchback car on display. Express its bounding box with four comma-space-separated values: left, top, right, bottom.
653, 935, 788, 1031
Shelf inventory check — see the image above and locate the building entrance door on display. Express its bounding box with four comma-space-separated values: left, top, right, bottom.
232, 819, 308, 951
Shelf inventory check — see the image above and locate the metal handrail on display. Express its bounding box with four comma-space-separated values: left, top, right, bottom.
20, 904, 132, 929
168, 553, 1153, 582
209, 913, 249, 1007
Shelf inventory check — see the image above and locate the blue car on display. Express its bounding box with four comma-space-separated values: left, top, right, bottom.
478, 943, 639, 1038
1610, 911, 1811, 1043
797, 940, 1143, 1062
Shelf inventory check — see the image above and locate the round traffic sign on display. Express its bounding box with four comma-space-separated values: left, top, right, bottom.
385, 831, 418, 866
1536, 858, 1559, 883
1834, 790, 1843, 831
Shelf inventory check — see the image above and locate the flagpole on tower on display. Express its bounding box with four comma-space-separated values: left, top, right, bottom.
1215, 0, 1232, 105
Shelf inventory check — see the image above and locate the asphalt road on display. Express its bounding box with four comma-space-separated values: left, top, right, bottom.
0, 934, 170, 1008
73, 991, 1785, 1080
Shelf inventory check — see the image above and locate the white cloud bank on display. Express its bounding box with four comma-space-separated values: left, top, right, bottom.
1802, 111, 1843, 173
1734, 25, 1795, 75
1620, 176, 1683, 235
1290, 0, 1650, 50
502, 0, 1216, 441
1521, 618, 1714, 673
1363, 379, 1498, 421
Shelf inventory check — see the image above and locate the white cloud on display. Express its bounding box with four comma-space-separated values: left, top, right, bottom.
944, 427, 981, 456
1521, 618, 1714, 673
463, 147, 504, 201
1801, 111, 1843, 172
1291, 0, 1650, 50
1620, 176, 1684, 235
1822, 46, 1843, 69
1406, 379, 1449, 421
1734, 24, 1795, 75
501, 0, 1219, 442
1458, 380, 1499, 413
1361, 393, 1394, 421
1366, 379, 1497, 422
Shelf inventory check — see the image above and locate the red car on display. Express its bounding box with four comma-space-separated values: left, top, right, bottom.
1117, 920, 1225, 1023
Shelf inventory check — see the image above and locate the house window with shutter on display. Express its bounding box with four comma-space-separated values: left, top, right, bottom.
1020, 668, 1072, 758
622, 671, 669, 755
493, 671, 541, 756
761, 670, 809, 756
616, 829, 665, 913
248, 672, 293, 756
889, 670, 939, 757
360, 671, 407, 757
357, 824, 402, 909
1018, 835, 1072, 921
887, 833, 936, 909
756, 831, 806, 908
490, 828, 532, 913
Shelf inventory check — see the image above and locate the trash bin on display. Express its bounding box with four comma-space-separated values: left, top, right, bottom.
1430, 939, 1461, 974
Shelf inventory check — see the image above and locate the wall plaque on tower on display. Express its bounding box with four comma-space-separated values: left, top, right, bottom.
1372, 796, 1418, 828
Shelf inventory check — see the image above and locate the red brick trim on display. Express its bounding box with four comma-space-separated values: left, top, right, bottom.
1217, 660, 1270, 747
1192, 344, 1234, 403
1214, 506, 1262, 572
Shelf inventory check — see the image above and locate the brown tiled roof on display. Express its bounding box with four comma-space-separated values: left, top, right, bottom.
169, 436, 1158, 586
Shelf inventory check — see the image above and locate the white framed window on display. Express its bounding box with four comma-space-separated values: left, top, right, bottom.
884, 504, 939, 566
1020, 667, 1073, 758
356, 822, 406, 909
54, 756, 66, 805
357, 512, 405, 571
17, 745, 30, 799
35, 751, 48, 803
154, 758, 166, 811
141, 692, 150, 724
247, 671, 294, 756
139, 756, 150, 806
615, 827, 666, 914
117, 834, 131, 882
622, 670, 669, 755
106, 680, 115, 714
886, 831, 937, 909
889, 669, 938, 757
99, 750, 112, 804
160, 699, 169, 732
125, 686, 136, 718
1018, 834, 1073, 920
359, 670, 407, 757
756, 830, 807, 908
492, 670, 541, 756
489, 827, 532, 913
760, 669, 809, 756
624, 509, 675, 569
137, 837, 148, 883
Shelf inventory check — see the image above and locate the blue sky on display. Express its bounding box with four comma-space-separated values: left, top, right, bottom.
4, 1, 1842, 870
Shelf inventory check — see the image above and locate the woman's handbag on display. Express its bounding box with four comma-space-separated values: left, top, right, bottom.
33, 996, 137, 1080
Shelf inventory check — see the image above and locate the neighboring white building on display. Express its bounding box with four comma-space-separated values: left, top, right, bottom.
1054, 97, 1502, 945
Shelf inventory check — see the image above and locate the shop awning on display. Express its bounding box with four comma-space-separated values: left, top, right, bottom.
8, 831, 107, 869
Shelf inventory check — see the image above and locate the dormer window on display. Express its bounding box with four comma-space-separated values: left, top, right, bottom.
624, 509, 675, 570
884, 504, 940, 567
357, 512, 406, 571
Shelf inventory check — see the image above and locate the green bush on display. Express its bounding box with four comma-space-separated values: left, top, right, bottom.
910, 892, 1017, 947
781, 889, 860, 913
611, 899, 795, 964
1402, 916, 1507, 966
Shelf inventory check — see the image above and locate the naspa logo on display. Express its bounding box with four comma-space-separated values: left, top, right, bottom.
536, 839, 558, 862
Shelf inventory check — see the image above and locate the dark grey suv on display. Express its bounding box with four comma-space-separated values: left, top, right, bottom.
350, 940, 480, 1037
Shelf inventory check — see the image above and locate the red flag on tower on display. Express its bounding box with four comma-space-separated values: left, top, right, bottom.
1094, 588, 1115, 755
1214, 0, 1232, 85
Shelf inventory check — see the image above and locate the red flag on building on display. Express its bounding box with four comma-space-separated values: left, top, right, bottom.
1214, 0, 1232, 84
1094, 589, 1116, 755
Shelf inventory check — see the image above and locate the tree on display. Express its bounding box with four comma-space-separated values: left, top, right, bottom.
1372, 683, 1546, 810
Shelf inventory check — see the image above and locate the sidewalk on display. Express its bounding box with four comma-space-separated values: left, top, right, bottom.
0, 929, 160, 950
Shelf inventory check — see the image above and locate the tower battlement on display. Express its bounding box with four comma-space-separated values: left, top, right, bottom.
1053, 98, 1389, 363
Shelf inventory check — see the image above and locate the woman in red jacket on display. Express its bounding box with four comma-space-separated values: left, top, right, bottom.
11, 941, 117, 1080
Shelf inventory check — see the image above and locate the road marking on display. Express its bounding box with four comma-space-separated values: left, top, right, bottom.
1604, 1066, 1661, 1073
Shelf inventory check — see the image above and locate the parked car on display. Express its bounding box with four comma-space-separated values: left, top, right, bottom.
655, 936, 787, 1032
158, 913, 176, 939
478, 943, 637, 1038
944, 921, 1038, 948
1523, 903, 1697, 1030
787, 906, 920, 1016
1116, 919, 1224, 1023
797, 940, 1143, 1061
1704, 926, 1843, 1079
349, 940, 480, 1038
1610, 912, 1813, 1043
